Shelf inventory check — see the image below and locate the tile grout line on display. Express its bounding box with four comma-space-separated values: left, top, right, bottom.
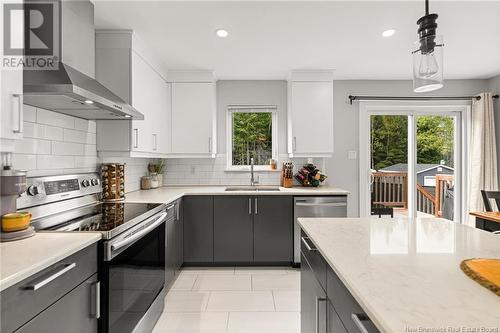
225, 312, 230, 333
204, 289, 211, 312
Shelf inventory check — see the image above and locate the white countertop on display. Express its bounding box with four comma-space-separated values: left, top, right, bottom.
125, 185, 350, 204
0, 232, 101, 292
298, 217, 500, 333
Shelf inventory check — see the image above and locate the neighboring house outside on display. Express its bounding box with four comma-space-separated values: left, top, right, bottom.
379, 163, 454, 195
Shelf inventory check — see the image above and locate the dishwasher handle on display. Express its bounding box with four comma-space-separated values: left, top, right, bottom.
295, 202, 347, 207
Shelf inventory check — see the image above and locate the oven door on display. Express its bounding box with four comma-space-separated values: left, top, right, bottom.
102, 210, 169, 333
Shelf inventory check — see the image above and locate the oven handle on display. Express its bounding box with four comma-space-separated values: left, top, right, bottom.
110, 212, 167, 253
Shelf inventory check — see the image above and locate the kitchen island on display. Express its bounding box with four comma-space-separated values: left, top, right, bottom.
298, 217, 500, 333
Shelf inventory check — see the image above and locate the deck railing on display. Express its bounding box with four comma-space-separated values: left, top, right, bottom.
371, 172, 408, 208
372, 172, 454, 217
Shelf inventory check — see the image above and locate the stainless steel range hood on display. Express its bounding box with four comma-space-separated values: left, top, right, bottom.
22, 0, 144, 120
23, 63, 144, 120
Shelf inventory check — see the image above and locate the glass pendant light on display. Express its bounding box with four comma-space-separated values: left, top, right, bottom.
412, 0, 444, 92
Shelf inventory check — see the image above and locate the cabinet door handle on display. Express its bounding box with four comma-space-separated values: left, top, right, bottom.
133, 128, 139, 148
301, 237, 317, 251
293, 136, 297, 152
351, 313, 371, 333
315, 297, 327, 333
254, 198, 258, 214
248, 198, 252, 215
12, 94, 23, 133
153, 134, 157, 151
91, 281, 101, 319
208, 137, 212, 153
24, 263, 76, 291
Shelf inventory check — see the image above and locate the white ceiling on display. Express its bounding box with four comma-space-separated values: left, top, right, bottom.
93, 1, 500, 80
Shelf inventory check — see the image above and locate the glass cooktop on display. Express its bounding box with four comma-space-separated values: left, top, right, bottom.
47, 202, 163, 234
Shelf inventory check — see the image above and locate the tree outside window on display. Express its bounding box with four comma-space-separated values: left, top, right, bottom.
228, 107, 277, 168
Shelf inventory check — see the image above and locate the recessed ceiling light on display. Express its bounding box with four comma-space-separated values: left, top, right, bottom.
84, 100, 94, 104
215, 29, 229, 38
382, 29, 396, 37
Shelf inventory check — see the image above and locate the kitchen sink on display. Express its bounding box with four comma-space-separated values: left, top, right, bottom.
225, 186, 281, 192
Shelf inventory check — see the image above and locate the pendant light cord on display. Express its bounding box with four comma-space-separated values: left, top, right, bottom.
425, 0, 429, 15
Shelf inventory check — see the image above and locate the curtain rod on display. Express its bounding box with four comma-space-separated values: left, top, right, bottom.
348, 95, 499, 105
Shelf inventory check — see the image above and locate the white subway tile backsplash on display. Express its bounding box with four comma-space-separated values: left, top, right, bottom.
14, 138, 51, 155
63, 128, 96, 144
12, 154, 37, 171
74, 156, 98, 168
163, 155, 314, 186
84, 144, 97, 156
74, 119, 97, 133
52, 141, 84, 156
23, 122, 64, 141
36, 108, 75, 129
37, 155, 75, 169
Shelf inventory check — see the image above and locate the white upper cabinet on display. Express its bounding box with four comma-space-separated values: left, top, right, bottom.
287, 70, 334, 157
0, 3, 23, 152
95, 30, 170, 157
168, 71, 216, 157
1, 68, 23, 143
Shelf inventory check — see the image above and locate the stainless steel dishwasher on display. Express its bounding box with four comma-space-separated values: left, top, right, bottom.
293, 196, 348, 265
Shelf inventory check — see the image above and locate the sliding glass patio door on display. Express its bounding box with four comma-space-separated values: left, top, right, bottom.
359, 102, 470, 223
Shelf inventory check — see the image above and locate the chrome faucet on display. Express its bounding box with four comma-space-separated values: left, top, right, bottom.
250, 158, 259, 186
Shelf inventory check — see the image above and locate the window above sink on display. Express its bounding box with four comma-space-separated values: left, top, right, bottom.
226, 105, 278, 171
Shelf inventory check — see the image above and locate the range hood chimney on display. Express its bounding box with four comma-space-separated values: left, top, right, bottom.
22, 0, 144, 120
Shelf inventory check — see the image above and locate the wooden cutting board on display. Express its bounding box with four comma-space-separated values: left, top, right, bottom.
460, 259, 500, 296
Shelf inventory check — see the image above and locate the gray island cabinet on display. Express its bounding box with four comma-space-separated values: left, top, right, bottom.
301, 230, 379, 333
1, 243, 99, 333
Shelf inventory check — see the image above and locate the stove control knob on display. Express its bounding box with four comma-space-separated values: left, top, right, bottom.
27, 185, 41, 196
81, 179, 91, 187
91, 178, 100, 186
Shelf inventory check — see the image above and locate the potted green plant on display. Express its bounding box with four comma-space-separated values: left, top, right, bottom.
148, 159, 166, 187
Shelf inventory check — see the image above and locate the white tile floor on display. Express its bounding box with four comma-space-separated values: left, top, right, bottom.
152, 267, 300, 333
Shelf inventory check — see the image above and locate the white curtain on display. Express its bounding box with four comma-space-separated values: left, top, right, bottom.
467, 92, 498, 225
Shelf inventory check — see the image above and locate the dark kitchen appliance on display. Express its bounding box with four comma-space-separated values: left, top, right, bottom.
17, 173, 170, 333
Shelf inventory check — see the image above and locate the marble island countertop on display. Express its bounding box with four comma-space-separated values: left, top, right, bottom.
125, 185, 350, 204
0, 232, 101, 292
298, 217, 500, 333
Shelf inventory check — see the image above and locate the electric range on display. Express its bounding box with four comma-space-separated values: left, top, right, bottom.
18, 173, 172, 333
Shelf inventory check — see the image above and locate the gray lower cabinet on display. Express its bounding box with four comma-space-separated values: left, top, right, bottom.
301, 227, 379, 333
1, 243, 98, 333
167, 199, 185, 286
301, 253, 327, 333
166, 215, 176, 284
183, 196, 214, 263
175, 198, 184, 269
254, 196, 293, 262
328, 301, 347, 333
16, 274, 99, 333
214, 196, 253, 262
212, 196, 293, 263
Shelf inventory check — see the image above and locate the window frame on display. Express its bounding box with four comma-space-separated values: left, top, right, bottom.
226, 105, 278, 171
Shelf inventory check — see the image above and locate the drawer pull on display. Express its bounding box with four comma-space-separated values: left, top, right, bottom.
315, 297, 327, 333
24, 263, 77, 291
301, 237, 317, 251
351, 313, 371, 333
91, 281, 101, 319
